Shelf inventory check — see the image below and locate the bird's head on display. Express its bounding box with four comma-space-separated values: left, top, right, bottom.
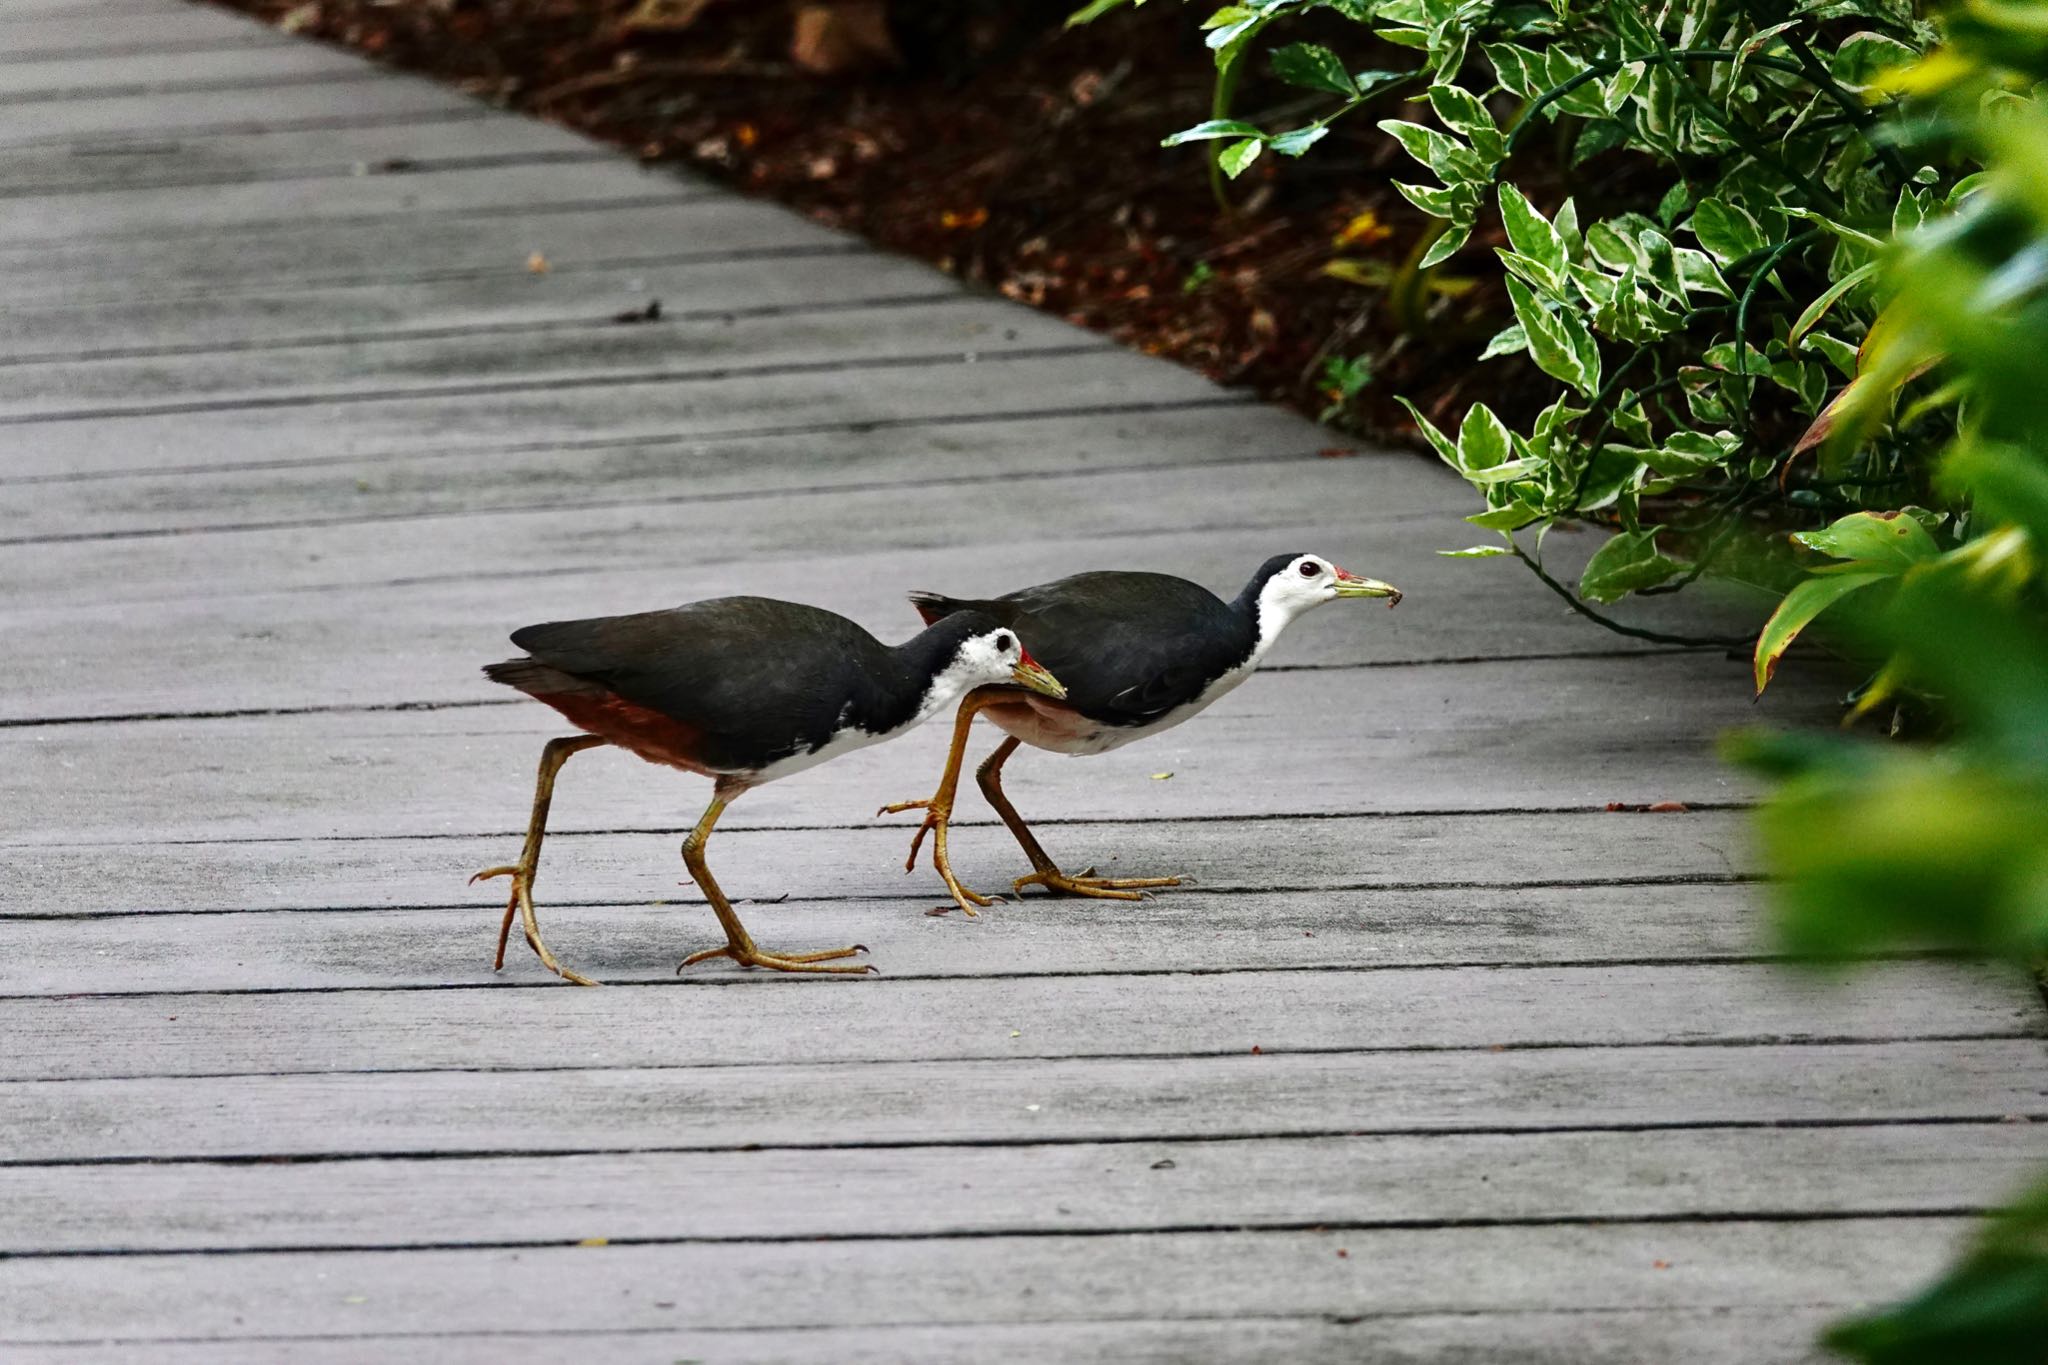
1251, 553, 1403, 632
925, 612, 1067, 704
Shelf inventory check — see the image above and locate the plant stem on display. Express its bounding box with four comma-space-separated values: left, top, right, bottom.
1509, 539, 1753, 647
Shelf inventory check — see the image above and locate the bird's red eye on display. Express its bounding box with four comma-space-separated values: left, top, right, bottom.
1298, 561, 1319, 577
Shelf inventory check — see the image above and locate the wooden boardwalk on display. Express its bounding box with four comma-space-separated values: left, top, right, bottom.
4, 2, 2045, 1359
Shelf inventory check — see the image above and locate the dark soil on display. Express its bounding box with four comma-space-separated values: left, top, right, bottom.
212, 0, 1548, 448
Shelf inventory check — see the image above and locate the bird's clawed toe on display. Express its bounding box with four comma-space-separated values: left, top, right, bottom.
469, 865, 518, 885
1012, 867, 1183, 901
678, 942, 877, 975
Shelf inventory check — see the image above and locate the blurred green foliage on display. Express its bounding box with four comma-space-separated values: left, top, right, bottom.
1726, 22, 2048, 1357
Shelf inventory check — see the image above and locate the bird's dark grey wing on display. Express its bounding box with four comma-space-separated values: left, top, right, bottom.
988, 572, 1253, 724
511, 597, 895, 765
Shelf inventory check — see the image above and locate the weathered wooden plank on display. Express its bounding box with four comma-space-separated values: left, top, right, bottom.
0, 659, 1828, 841
0, 38, 366, 101
0, 6, 288, 58
0, 105, 603, 196
7, 808, 1759, 916
3, 455, 1439, 612
2, 881, 1780, 996
0, 1220, 1977, 1343
8, 1125, 2037, 1255
0, 247, 953, 364
0, 520, 1780, 720
0, 1310, 1847, 1365
0, 198, 847, 302
0, 403, 1284, 542
1, 962, 2031, 1083
0, 79, 490, 149
0, 298, 1100, 419
6, 1038, 2038, 1162
0, 157, 696, 247
0, 0, 187, 17
0, 346, 1219, 478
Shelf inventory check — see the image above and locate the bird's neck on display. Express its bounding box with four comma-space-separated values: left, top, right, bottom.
1232, 576, 1311, 668
888, 630, 979, 730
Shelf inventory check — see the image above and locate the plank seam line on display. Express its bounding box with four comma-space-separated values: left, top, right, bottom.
0, 1301, 1920, 1350
0, 289, 972, 370
0, 950, 1990, 1004
0, 873, 1768, 921
0, 35, 296, 66
0, 949, 1984, 1004
20, 242, 859, 309
0, 802, 1763, 850
0, 67, 426, 108
0, 147, 620, 201
0, 189, 698, 249
0, 103, 497, 150
2, 1114, 2033, 1171
0, 220, 850, 304
0, 447, 1375, 546
0, 394, 1252, 487
12, 1031, 2038, 1087
0, 1207, 1999, 1263
0, 652, 1700, 727
0, 342, 1112, 426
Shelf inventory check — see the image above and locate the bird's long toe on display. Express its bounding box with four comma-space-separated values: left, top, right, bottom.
1012, 866, 1182, 900
678, 943, 877, 975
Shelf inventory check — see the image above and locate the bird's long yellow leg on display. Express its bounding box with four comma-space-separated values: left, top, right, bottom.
470, 734, 608, 986
877, 686, 1014, 915
978, 736, 1182, 901
677, 794, 875, 975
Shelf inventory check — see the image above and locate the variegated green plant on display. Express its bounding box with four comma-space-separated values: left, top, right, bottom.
1074, 0, 2041, 690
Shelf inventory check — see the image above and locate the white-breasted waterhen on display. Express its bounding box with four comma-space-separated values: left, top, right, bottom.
473, 595, 1066, 983
881, 554, 1400, 913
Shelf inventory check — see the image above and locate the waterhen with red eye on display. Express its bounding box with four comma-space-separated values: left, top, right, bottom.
473, 595, 1065, 983
880, 554, 1400, 912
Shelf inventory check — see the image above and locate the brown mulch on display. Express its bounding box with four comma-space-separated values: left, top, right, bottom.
213, 0, 1548, 446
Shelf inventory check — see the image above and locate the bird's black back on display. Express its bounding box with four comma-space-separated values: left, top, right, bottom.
502, 597, 979, 770
911, 571, 1255, 726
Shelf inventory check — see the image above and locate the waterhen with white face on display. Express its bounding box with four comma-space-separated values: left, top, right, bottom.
473, 595, 1065, 983
882, 554, 1400, 912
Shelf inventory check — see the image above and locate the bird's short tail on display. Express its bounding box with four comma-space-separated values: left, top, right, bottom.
906, 589, 969, 626
482, 657, 607, 698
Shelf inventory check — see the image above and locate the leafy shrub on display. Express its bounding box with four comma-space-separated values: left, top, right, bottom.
1076, 0, 2032, 687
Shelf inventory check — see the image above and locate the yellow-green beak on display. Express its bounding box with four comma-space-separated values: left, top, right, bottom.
1012, 653, 1067, 700
1333, 567, 1403, 606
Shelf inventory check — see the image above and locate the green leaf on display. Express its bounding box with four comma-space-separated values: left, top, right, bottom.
1161, 119, 1263, 147
1268, 125, 1329, 157
1457, 402, 1513, 471
1655, 181, 1692, 228
1467, 504, 1542, 531
1687, 198, 1767, 265
1789, 262, 1879, 346
1505, 276, 1590, 392
1439, 545, 1510, 558
1792, 510, 1942, 571
1376, 119, 1479, 182
1579, 528, 1685, 603
1197, 5, 1252, 30
1064, 0, 1135, 27
1829, 31, 1919, 90
1396, 396, 1461, 471
1271, 42, 1357, 95
1425, 83, 1490, 131
1217, 138, 1263, 179
1498, 183, 1566, 282
1394, 180, 1458, 217
1752, 572, 1888, 693
1417, 214, 1475, 268
1478, 319, 1527, 360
